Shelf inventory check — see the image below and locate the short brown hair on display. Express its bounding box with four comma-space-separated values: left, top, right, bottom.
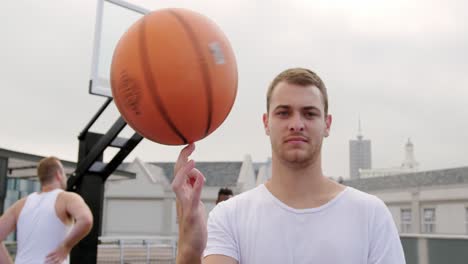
37, 156, 63, 184
266, 68, 328, 115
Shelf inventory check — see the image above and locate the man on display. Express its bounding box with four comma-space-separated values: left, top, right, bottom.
215, 188, 233, 205
0, 157, 93, 264
172, 68, 406, 264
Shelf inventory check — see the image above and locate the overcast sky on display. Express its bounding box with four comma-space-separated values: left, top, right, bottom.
1, 0, 467, 179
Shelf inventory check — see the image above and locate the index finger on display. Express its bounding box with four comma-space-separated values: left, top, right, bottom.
171, 159, 195, 197
174, 143, 195, 175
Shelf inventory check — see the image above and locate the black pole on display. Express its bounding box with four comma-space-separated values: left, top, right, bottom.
69, 174, 105, 263
69, 113, 142, 264
0, 157, 8, 214
78, 97, 112, 141
68, 117, 127, 190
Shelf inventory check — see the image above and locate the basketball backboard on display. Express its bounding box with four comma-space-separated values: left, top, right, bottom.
89, 0, 150, 97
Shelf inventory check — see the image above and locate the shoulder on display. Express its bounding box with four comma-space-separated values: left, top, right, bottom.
14, 197, 28, 208
209, 185, 266, 219
214, 185, 265, 209
344, 187, 394, 226
1, 197, 28, 222
340, 187, 393, 223
58, 191, 85, 204
344, 187, 386, 208
12, 197, 28, 217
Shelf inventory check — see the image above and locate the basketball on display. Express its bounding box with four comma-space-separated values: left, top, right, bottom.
111, 8, 237, 145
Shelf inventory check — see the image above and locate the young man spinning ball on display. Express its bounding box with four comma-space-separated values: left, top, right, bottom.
172, 68, 406, 264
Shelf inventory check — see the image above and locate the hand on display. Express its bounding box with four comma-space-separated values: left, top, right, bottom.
172, 144, 207, 262
0, 242, 13, 264
45, 244, 70, 264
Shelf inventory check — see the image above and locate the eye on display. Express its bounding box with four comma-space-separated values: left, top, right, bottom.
276, 111, 289, 117
305, 112, 316, 118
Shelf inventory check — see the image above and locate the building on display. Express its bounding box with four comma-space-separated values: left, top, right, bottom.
360, 138, 419, 178
101, 155, 257, 237
346, 166, 468, 235
349, 120, 372, 179
255, 158, 271, 186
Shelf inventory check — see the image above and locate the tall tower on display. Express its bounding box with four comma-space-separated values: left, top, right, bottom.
349, 119, 372, 179
401, 138, 419, 169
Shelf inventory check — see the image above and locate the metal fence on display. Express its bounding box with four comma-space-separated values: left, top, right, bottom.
7, 234, 468, 264
97, 236, 177, 264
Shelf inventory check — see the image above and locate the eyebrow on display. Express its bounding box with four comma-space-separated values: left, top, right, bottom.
273, 105, 322, 114
303, 106, 322, 113
273, 105, 290, 111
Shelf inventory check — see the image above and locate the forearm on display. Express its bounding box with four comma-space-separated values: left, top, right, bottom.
176, 248, 203, 264
0, 242, 13, 264
177, 257, 202, 264
62, 218, 93, 249
176, 228, 206, 264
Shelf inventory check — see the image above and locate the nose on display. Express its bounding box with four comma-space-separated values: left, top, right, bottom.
288, 113, 304, 132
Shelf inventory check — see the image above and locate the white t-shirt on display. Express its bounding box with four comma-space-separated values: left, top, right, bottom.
204, 184, 405, 264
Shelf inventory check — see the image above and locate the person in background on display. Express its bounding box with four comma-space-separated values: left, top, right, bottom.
216, 188, 233, 205
0, 157, 93, 264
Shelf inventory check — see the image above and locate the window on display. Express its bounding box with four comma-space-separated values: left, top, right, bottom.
465, 207, 468, 235
423, 208, 436, 233
400, 209, 412, 233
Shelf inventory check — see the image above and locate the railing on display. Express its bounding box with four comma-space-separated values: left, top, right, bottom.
98, 236, 177, 264
7, 233, 468, 264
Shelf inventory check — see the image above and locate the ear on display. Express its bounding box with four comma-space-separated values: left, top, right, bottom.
54, 170, 61, 182
324, 114, 332, 137
262, 113, 270, 136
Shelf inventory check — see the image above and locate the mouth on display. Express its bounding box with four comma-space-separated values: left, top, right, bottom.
284, 136, 309, 143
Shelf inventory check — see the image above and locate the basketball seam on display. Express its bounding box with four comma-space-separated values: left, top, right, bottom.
139, 15, 188, 144
168, 10, 213, 137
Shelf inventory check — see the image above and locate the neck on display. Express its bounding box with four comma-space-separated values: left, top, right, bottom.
266, 154, 343, 209
41, 183, 62, 193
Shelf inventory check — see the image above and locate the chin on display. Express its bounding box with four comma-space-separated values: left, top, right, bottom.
279, 146, 321, 166
282, 151, 310, 164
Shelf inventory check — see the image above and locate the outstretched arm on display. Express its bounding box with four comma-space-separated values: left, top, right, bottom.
45, 192, 93, 264
172, 144, 207, 264
0, 199, 25, 264
172, 144, 238, 264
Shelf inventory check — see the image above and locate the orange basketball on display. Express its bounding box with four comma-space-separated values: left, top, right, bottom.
111, 8, 237, 145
